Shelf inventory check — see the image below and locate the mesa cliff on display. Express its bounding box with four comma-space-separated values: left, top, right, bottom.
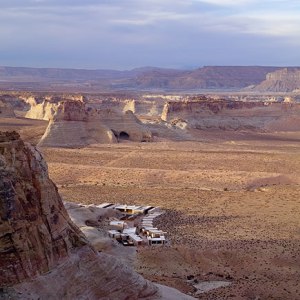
161, 97, 300, 131
252, 68, 300, 92
0, 65, 284, 92
0, 131, 194, 299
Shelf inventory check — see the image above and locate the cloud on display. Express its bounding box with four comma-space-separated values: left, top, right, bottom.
0, 0, 299, 68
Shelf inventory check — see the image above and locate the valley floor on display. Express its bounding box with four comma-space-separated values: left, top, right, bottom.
1, 116, 299, 299
40, 132, 300, 299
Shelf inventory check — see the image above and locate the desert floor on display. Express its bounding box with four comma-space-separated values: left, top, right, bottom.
1, 117, 300, 299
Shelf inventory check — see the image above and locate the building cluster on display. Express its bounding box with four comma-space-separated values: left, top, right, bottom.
98, 203, 167, 246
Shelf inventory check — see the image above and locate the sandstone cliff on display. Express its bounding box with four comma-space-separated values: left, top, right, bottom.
38, 100, 152, 147
25, 100, 59, 120
252, 68, 300, 92
0, 131, 193, 299
38, 101, 116, 147
98, 109, 153, 142
161, 98, 300, 131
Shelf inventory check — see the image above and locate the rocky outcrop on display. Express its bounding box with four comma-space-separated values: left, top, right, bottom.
0, 131, 194, 300
25, 100, 59, 120
0, 94, 29, 111
252, 68, 300, 92
161, 98, 300, 131
92, 98, 165, 118
0, 102, 16, 118
25, 95, 87, 121
98, 109, 153, 142
0, 131, 88, 286
38, 101, 116, 147
38, 100, 152, 147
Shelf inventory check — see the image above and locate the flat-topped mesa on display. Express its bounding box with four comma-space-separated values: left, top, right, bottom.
0, 131, 160, 299
266, 68, 300, 81
161, 98, 300, 131
253, 68, 300, 92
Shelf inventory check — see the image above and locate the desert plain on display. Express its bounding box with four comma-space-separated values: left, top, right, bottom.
45, 133, 300, 299
2, 112, 299, 299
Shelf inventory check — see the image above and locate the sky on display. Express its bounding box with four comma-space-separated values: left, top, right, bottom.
0, 0, 299, 70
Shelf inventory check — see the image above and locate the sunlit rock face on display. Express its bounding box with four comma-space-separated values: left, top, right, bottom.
38, 100, 152, 147
161, 97, 300, 132
253, 68, 300, 92
0, 131, 88, 286
0, 131, 159, 299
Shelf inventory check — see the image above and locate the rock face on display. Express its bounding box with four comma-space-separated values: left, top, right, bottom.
161, 98, 300, 131
38, 101, 116, 147
0, 102, 16, 118
253, 68, 300, 92
38, 100, 152, 147
98, 109, 153, 142
25, 100, 59, 120
0, 131, 88, 285
0, 131, 158, 299
89, 97, 165, 119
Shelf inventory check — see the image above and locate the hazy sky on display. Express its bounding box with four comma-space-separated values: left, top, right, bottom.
1, 0, 299, 69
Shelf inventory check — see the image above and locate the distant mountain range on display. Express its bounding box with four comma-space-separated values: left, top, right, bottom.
0, 65, 299, 92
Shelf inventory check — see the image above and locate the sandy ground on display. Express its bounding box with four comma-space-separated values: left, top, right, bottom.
1, 117, 300, 299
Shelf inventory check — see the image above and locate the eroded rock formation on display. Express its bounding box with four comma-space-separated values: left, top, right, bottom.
25, 100, 59, 120
38, 101, 117, 147
98, 109, 153, 142
253, 68, 300, 92
38, 100, 152, 147
0, 131, 195, 300
161, 97, 300, 131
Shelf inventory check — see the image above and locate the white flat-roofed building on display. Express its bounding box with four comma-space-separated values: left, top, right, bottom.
109, 220, 126, 230
114, 205, 153, 215
123, 227, 137, 235
108, 230, 121, 239
106, 204, 166, 247
147, 236, 166, 246
128, 233, 144, 246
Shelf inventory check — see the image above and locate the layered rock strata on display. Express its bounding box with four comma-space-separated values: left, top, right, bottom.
253, 68, 300, 92
0, 131, 159, 299
38, 100, 152, 147
161, 98, 300, 131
